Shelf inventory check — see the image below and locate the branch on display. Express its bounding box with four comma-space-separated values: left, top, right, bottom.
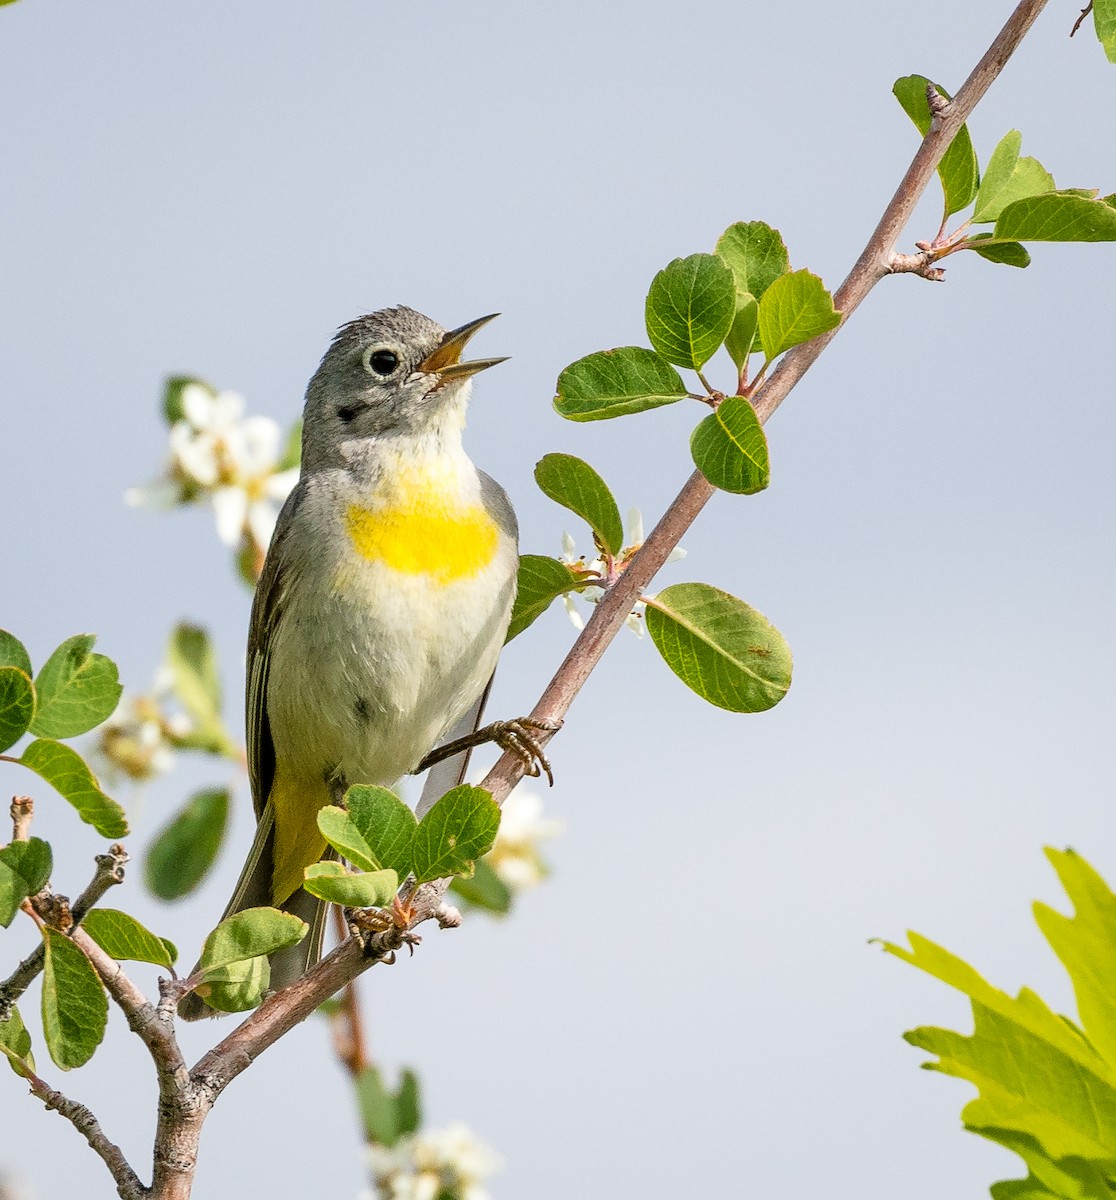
478, 0, 1052, 807
9, 795, 33, 842
27, 1072, 146, 1200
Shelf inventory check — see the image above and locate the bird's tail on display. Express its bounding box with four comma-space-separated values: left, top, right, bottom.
177, 803, 330, 1021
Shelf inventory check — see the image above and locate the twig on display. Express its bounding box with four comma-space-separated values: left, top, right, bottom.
1071, 3, 1093, 36
0, 845, 129, 1021
27, 1072, 146, 1200
9, 796, 33, 842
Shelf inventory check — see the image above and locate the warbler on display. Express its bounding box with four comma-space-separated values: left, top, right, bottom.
180, 306, 525, 1019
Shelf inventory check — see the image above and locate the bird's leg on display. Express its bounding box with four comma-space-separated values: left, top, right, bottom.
416, 717, 562, 786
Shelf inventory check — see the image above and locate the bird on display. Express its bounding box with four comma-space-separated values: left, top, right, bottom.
179, 306, 528, 1019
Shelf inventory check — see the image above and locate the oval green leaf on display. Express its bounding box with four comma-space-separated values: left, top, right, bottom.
757, 269, 841, 361
0, 630, 32, 676
715, 221, 790, 303
966, 236, 1032, 268
994, 191, 1116, 242
318, 805, 383, 874
724, 295, 759, 370
20, 739, 128, 838
690, 397, 770, 495
302, 862, 399, 908
0, 666, 34, 753
449, 858, 513, 915
645, 253, 736, 371
42, 928, 108, 1070
972, 131, 1055, 224
196, 954, 270, 1013
0, 1004, 35, 1079
554, 347, 687, 421
345, 785, 417, 878
198, 907, 307, 976
145, 787, 228, 900
645, 583, 792, 713
892, 75, 979, 217
0, 837, 53, 928
506, 555, 586, 643
534, 453, 624, 556
82, 909, 177, 969
167, 622, 222, 727
412, 784, 501, 885
30, 634, 121, 739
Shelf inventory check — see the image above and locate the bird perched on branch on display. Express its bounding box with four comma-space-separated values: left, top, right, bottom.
181, 307, 546, 1019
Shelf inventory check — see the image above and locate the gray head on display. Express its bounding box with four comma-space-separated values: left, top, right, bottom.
300, 306, 506, 472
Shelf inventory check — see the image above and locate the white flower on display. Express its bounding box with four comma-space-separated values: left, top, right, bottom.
560, 507, 686, 637
95, 669, 195, 784
485, 786, 563, 893
367, 1124, 500, 1200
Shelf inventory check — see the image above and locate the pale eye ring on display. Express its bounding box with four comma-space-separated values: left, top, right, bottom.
362, 346, 400, 376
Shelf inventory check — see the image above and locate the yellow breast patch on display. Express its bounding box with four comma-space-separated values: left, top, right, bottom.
345, 497, 499, 584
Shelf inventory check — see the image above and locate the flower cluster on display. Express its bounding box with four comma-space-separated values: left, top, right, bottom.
485, 785, 563, 893
559, 507, 686, 636
95, 668, 194, 783
126, 381, 299, 578
366, 1124, 501, 1200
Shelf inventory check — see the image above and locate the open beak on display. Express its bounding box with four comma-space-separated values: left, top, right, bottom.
417, 313, 508, 380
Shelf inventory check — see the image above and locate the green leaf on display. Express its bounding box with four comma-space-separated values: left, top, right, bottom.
144, 787, 229, 900
972, 131, 1055, 223
167, 623, 222, 728
757, 270, 841, 362
690, 397, 770, 495
506, 555, 587, 643
317, 805, 383, 874
162, 376, 213, 425
450, 857, 513, 915
0, 1004, 35, 1078
355, 1066, 422, 1146
82, 909, 177, 969
1094, 0, 1116, 63
0, 837, 53, 928
645, 253, 736, 371
302, 862, 398, 907
715, 221, 790, 304
645, 583, 792, 712
29, 635, 121, 739
724, 294, 759, 370
553, 347, 688, 422
197, 907, 307, 977
395, 1068, 421, 1137
534, 453, 624, 556
196, 955, 270, 1013
411, 785, 501, 885
0, 630, 32, 676
995, 191, 1116, 243
346, 785, 417, 878
0, 666, 35, 753
41, 928, 107, 1070
967, 236, 1033, 268
20, 740, 128, 838
892, 74, 979, 217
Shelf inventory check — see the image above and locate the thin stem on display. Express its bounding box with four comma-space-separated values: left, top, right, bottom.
329, 905, 371, 1078
9, 795, 33, 841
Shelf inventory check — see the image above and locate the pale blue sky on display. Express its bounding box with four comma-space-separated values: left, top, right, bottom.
2, 2, 1115, 1197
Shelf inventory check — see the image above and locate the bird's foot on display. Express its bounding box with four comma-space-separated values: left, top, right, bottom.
417, 716, 562, 786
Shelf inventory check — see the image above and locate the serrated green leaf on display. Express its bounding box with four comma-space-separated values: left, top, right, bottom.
645, 253, 736, 371
0, 630, 32, 676
690, 397, 770, 495
972, 131, 1055, 223
0, 666, 34, 753
715, 221, 790, 304
302, 862, 398, 907
346, 785, 417, 878
506, 555, 587, 643
82, 908, 176, 969
317, 805, 382, 874
0, 1004, 35, 1078
534, 453, 624, 556
198, 907, 307, 976
981, 1128, 1113, 1200
196, 954, 270, 1013
163, 376, 213, 425
450, 857, 513, 915
167, 622, 222, 728
411, 785, 501, 885
893, 74, 979, 217
724, 294, 759, 370
968, 236, 1033, 268
1094, 0, 1116, 63
20, 740, 128, 838
145, 787, 228, 900
757, 270, 841, 362
0, 837, 52, 928
645, 583, 792, 713
995, 191, 1116, 242
553, 347, 688, 421
42, 928, 107, 1070
29, 635, 121, 739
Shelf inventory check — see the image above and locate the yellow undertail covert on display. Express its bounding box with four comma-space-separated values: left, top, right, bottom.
344, 498, 500, 584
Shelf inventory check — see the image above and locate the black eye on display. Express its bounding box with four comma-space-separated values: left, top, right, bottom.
368, 349, 398, 375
